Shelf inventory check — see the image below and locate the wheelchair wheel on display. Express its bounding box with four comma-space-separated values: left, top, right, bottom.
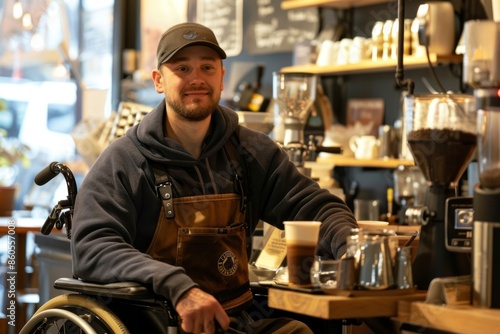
20, 309, 98, 334
21, 294, 129, 334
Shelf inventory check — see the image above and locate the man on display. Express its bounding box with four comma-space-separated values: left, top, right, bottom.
72, 22, 357, 334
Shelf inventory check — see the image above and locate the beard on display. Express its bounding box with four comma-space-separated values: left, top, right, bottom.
166, 86, 220, 122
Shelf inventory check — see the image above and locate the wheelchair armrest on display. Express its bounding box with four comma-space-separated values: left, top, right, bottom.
54, 278, 157, 300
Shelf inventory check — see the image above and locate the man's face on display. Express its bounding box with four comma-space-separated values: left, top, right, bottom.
153, 45, 225, 122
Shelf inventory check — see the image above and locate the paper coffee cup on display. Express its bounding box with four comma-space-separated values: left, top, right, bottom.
284, 221, 321, 286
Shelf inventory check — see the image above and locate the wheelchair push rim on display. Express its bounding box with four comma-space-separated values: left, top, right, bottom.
21, 294, 129, 334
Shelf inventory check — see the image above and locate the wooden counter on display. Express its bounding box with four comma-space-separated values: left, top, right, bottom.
314, 155, 414, 169
404, 302, 500, 334
281, 0, 392, 10
268, 288, 426, 320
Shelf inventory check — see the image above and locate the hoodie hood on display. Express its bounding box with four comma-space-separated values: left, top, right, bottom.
126, 100, 240, 166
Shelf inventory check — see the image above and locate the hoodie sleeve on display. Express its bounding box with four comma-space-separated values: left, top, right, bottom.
71, 137, 197, 306
238, 128, 358, 259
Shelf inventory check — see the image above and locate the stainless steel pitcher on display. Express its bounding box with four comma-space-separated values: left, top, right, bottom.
358, 230, 395, 290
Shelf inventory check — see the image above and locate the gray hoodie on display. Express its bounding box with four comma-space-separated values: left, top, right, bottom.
71, 100, 357, 307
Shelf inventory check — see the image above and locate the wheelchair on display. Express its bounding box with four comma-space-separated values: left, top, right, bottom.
20, 162, 184, 334
21, 162, 343, 334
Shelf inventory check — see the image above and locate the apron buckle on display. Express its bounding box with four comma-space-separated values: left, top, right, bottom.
156, 182, 175, 219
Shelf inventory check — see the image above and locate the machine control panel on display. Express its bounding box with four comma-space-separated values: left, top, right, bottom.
445, 197, 473, 252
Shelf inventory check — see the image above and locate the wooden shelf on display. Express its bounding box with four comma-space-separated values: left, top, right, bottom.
281, 0, 392, 10
280, 54, 462, 76
312, 155, 414, 168
405, 302, 500, 334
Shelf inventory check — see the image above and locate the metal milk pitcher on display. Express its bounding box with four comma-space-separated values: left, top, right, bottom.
358, 230, 395, 290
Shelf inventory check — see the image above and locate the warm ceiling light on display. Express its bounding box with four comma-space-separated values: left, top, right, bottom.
22, 13, 33, 29
13, 1, 23, 19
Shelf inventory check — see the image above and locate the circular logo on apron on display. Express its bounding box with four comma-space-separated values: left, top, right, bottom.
217, 251, 238, 276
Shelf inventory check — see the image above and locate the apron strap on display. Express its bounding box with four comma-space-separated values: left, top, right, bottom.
223, 140, 246, 213
223, 139, 253, 261
149, 138, 246, 220
151, 164, 175, 219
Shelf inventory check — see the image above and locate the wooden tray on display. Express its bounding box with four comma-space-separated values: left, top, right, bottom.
322, 287, 417, 297
261, 279, 417, 297
258, 280, 323, 294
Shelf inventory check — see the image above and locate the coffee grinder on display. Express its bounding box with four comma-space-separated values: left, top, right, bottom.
404, 94, 477, 290
462, 20, 500, 308
395, 0, 477, 290
273, 72, 317, 175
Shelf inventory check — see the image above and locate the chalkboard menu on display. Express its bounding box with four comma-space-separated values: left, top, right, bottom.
246, 0, 319, 55
197, 0, 243, 57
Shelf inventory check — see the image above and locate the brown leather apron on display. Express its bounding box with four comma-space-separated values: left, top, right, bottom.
146, 177, 252, 311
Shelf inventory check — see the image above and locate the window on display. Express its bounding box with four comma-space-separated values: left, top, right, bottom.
0, 0, 114, 210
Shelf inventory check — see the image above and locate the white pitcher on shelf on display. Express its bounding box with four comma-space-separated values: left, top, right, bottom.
349, 135, 379, 159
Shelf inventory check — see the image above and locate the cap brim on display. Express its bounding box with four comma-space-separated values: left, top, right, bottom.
160, 41, 227, 65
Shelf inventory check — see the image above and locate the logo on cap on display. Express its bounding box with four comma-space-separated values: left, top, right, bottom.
183, 30, 199, 40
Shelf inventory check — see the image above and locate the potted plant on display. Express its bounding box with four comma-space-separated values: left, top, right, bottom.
0, 101, 31, 216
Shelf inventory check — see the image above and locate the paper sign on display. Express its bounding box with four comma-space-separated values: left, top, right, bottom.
254, 226, 287, 270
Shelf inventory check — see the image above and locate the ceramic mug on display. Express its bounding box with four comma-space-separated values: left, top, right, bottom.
349, 135, 379, 159
316, 40, 337, 66
350, 36, 370, 63
337, 38, 352, 65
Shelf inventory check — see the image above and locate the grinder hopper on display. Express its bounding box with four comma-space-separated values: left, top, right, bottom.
272, 72, 317, 174
405, 94, 477, 187
272, 72, 317, 147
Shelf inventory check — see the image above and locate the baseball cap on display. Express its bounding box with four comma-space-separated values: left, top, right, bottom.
156, 22, 227, 68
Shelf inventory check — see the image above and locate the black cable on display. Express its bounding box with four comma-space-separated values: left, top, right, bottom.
425, 45, 447, 94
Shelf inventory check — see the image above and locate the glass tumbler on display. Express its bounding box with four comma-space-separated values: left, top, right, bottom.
310, 256, 340, 289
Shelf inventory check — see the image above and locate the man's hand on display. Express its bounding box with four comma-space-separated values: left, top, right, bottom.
176, 287, 230, 334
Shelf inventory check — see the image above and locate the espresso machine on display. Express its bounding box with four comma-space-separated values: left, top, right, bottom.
272, 72, 317, 175
462, 19, 500, 308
